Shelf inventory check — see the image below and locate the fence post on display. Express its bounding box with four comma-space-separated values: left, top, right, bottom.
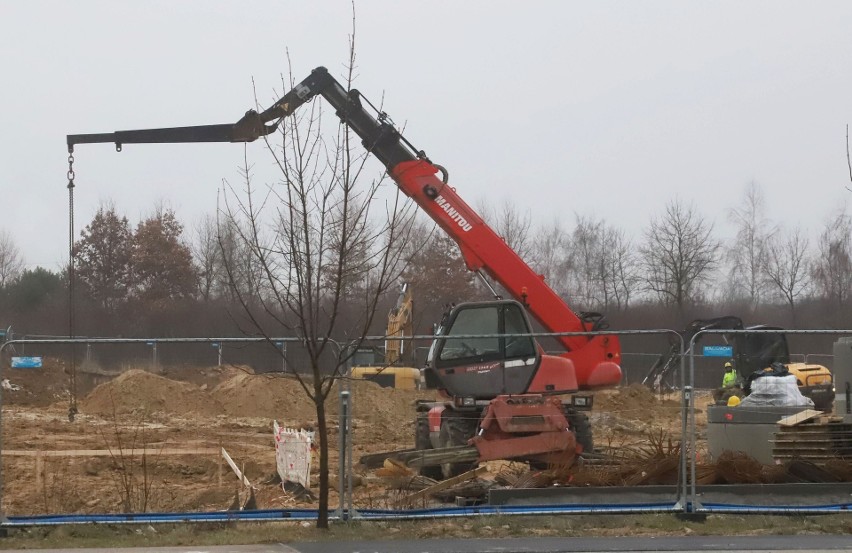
676, 333, 689, 514
210, 341, 221, 366
147, 340, 158, 370
337, 390, 350, 520
0, 341, 5, 522
274, 341, 286, 373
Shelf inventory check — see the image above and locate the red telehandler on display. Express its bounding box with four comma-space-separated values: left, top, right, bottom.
68, 66, 622, 477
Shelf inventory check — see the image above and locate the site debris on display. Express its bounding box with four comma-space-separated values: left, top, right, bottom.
1, 360, 850, 516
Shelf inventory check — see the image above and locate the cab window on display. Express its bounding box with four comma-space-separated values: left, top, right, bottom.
504, 304, 536, 358
439, 307, 500, 361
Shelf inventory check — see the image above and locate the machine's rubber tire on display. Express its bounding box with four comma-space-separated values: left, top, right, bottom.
564, 407, 594, 455
415, 412, 443, 480
439, 409, 479, 479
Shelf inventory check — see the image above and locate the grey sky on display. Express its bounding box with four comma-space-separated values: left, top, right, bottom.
3, 1, 852, 271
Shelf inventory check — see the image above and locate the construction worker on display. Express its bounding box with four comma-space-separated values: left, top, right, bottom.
714, 361, 742, 404
722, 361, 738, 388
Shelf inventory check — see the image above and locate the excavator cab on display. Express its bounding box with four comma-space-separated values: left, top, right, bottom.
424, 300, 540, 399
732, 325, 789, 372
734, 326, 834, 410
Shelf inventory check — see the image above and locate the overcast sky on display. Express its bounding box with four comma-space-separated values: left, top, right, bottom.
3, 1, 852, 271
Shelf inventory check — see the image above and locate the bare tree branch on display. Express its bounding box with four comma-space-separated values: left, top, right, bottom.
639, 199, 721, 317
725, 181, 776, 311
846, 124, 852, 192
217, 25, 420, 528
765, 226, 810, 326
0, 229, 25, 288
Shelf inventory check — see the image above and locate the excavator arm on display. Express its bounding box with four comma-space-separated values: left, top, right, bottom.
67, 66, 621, 389
385, 283, 413, 366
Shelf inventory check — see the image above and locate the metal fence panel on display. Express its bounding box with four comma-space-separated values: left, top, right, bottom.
1, 328, 850, 524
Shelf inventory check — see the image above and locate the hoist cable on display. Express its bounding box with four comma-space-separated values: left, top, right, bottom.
66, 151, 78, 422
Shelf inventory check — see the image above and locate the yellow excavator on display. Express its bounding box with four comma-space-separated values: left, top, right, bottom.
351, 283, 421, 389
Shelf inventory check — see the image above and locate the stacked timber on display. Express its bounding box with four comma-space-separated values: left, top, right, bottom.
772, 416, 852, 462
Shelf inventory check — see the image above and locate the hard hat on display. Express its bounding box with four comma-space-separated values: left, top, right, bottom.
724, 362, 732, 368
727, 395, 741, 407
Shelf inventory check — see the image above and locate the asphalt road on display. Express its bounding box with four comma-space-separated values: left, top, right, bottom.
3, 535, 851, 553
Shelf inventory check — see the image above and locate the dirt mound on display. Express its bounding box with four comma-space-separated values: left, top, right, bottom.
591, 384, 683, 437
210, 372, 315, 420
76, 367, 433, 434
328, 380, 437, 443
162, 364, 254, 389
81, 369, 223, 417
595, 384, 679, 416
2, 357, 70, 407
209, 373, 435, 442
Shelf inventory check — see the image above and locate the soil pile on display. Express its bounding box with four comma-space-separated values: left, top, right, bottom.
77, 367, 434, 433
162, 364, 254, 389
210, 373, 315, 420
81, 369, 224, 417
2, 358, 69, 407
590, 384, 684, 437
209, 373, 436, 442
595, 384, 679, 419
328, 380, 437, 443
0, 357, 112, 407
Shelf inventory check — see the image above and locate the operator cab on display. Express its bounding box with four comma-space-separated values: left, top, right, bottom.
424, 300, 539, 399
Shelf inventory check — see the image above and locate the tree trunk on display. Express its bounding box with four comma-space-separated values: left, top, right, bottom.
314, 378, 330, 529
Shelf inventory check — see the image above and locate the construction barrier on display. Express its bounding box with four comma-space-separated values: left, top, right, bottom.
0, 329, 850, 525
274, 423, 313, 489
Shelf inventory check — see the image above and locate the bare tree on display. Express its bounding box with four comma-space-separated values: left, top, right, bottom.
0, 229, 23, 287
530, 218, 572, 297
219, 49, 417, 527
726, 181, 776, 311
531, 215, 638, 313
478, 198, 533, 260
567, 215, 606, 309
215, 211, 266, 306
765, 226, 810, 326
402, 218, 478, 333
846, 124, 851, 191
530, 216, 638, 312
640, 199, 721, 316
811, 208, 852, 316
191, 214, 221, 301
602, 227, 640, 311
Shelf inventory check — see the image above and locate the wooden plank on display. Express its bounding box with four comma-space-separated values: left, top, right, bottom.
778, 409, 823, 427
2, 448, 219, 458
772, 444, 834, 453
772, 443, 834, 452
221, 447, 252, 488
398, 445, 479, 468
772, 437, 837, 442
774, 455, 849, 460
401, 466, 487, 504
360, 448, 418, 469
778, 425, 851, 433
